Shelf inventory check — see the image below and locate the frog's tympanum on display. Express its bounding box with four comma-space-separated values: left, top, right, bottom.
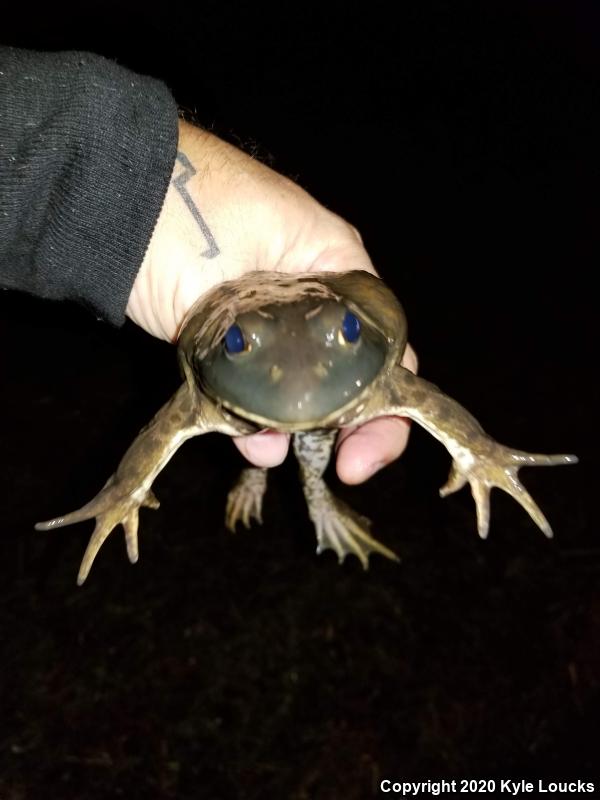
36, 271, 577, 584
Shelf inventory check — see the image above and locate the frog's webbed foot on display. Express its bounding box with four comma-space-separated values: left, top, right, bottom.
373, 366, 578, 541
439, 448, 578, 539
293, 430, 399, 569
310, 490, 399, 569
225, 467, 268, 531
34, 382, 214, 584
36, 480, 161, 585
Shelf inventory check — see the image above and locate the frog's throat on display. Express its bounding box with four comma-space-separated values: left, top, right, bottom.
203, 372, 387, 433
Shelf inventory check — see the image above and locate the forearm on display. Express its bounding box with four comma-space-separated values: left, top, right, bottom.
0, 46, 178, 324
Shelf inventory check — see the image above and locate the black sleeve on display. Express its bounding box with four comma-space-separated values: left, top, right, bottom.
0, 46, 178, 325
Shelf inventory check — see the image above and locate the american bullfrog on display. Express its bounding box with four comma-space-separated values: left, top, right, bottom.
36, 270, 577, 584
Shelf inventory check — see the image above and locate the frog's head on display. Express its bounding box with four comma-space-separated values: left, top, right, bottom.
178, 271, 407, 429
199, 297, 389, 425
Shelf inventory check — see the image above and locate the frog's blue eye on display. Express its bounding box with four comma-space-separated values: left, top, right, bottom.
224, 324, 246, 354
341, 311, 361, 343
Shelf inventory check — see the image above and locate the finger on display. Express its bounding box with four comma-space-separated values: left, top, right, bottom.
336, 416, 412, 485
401, 342, 418, 373
335, 340, 418, 485
233, 430, 291, 468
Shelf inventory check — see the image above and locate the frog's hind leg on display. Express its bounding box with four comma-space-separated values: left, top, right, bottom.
293, 430, 399, 569
225, 467, 268, 531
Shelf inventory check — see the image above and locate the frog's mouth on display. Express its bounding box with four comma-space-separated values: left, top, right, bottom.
205, 377, 380, 431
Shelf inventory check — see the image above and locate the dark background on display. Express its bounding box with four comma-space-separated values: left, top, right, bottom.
1, 2, 597, 798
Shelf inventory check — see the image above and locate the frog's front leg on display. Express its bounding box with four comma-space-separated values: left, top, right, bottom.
35, 383, 241, 584
293, 430, 399, 568
359, 365, 577, 539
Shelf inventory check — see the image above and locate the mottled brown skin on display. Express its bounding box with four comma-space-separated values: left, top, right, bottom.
36, 270, 577, 584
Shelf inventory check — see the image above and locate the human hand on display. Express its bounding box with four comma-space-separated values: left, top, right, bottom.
127, 120, 418, 483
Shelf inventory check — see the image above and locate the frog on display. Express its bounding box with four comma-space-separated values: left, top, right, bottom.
35, 270, 577, 585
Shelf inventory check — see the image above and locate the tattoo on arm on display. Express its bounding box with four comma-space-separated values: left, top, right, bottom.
173, 151, 220, 258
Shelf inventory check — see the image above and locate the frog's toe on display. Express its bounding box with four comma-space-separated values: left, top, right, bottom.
503, 451, 577, 536
77, 516, 123, 586
499, 469, 553, 538
76, 502, 147, 585
142, 489, 160, 510
439, 462, 468, 498
225, 467, 267, 532
511, 452, 579, 468
123, 510, 140, 563
35, 476, 119, 532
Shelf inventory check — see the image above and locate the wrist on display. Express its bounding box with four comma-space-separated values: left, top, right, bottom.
127, 121, 281, 340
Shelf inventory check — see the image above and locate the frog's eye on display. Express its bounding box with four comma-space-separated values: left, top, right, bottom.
224, 324, 246, 354
341, 310, 361, 343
